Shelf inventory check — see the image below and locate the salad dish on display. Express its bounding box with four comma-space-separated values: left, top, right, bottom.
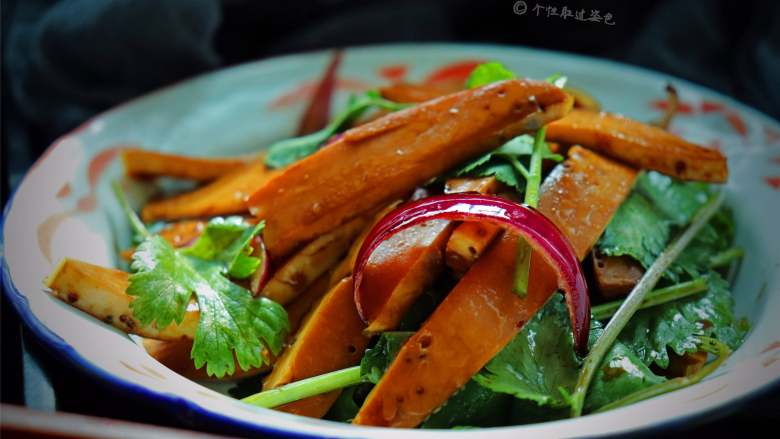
3, 45, 779, 437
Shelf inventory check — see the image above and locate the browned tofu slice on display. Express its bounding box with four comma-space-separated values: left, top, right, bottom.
263, 279, 370, 418
591, 251, 645, 299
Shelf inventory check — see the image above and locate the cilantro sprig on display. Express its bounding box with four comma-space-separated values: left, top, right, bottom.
462, 62, 567, 295
265, 90, 411, 168
113, 183, 289, 377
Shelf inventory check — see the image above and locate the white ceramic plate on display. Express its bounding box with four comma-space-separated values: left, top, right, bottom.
3, 43, 779, 438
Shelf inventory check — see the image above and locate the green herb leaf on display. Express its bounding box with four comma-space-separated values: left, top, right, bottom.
455, 135, 562, 192
598, 171, 735, 281
473, 293, 666, 412
324, 384, 365, 422
421, 380, 511, 429
265, 90, 411, 168
466, 62, 517, 89
128, 219, 288, 378
598, 191, 671, 268
584, 324, 666, 412
666, 208, 734, 281
360, 332, 413, 384
182, 217, 265, 279
618, 272, 748, 369
474, 294, 581, 407
634, 171, 711, 225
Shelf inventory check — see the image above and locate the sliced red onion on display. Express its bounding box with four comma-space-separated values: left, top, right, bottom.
250, 235, 272, 296
352, 193, 590, 353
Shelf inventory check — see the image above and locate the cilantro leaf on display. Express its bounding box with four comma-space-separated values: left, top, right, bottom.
360, 331, 412, 384
454, 135, 562, 192
473, 293, 581, 407
128, 218, 289, 377
265, 90, 411, 168
598, 171, 735, 282
324, 384, 365, 423
465, 61, 516, 89
598, 191, 671, 268
182, 217, 265, 279
666, 208, 734, 281
634, 171, 711, 225
421, 380, 511, 429
472, 294, 667, 412
128, 235, 194, 329
618, 272, 748, 369
583, 340, 666, 412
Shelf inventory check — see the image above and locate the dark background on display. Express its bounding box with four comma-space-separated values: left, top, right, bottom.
2, 0, 779, 436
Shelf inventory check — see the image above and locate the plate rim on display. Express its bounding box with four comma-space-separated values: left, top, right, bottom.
3, 42, 779, 437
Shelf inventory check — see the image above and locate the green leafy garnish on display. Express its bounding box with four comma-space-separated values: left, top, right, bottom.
583, 323, 666, 412
265, 90, 411, 168
592, 337, 731, 413
634, 171, 710, 225
619, 273, 748, 369
324, 384, 366, 422
421, 380, 511, 429
473, 293, 665, 412
465, 61, 517, 88
455, 134, 562, 191
474, 294, 581, 407
598, 191, 670, 268
598, 171, 739, 281
182, 217, 265, 279
360, 332, 413, 384
127, 217, 289, 378
571, 193, 726, 416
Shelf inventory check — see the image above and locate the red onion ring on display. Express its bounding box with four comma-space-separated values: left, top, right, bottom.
250, 235, 271, 296
352, 193, 590, 354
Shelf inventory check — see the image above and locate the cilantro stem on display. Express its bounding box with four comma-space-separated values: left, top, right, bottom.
709, 247, 744, 268
569, 192, 725, 417
112, 181, 149, 239
242, 366, 361, 408
504, 155, 530, 179
593, 337, 730, 413
513, 127, 546, 296
591, 277, 709, 321
523, 127, 546, 207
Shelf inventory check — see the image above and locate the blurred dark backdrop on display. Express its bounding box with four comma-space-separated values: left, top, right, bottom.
2, 0, 779, 436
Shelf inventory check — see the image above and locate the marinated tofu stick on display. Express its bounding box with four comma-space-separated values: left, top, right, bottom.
262, 278, 370, 418
546, 110, 728, 182
262, 218, 455, 415
260, 216, 368, 306
379, 81, 463, 103
381, 86, 726, 183
591, 251, 645, 299
45, 258, 199, 340
248, 79, 573, 259
442, 177, 506, 275
363, 177, 511, 331
120, 219, 206, 261
142, 339, 270, 381
352, 147, 637, 427
142, 160, 277, 222
361, 220, 455, 333
122, 149, 249, 181
330, 202, 402, 286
